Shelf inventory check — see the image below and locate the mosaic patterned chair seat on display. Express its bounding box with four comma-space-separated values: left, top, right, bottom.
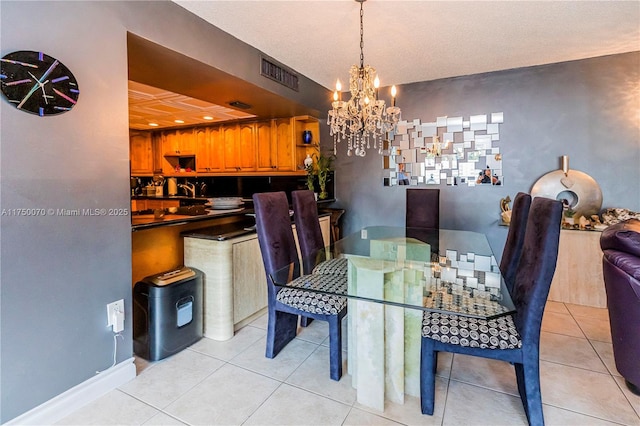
420, 197, 563, 426
421, 312, 521, 350
276, 273, 347, 315
312, 257, 348, 276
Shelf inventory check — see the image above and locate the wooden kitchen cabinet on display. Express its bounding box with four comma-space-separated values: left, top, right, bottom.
273, 118, 296, 171
161, 128, 196, 174
162, 128, 196, 155
129, 130, 154, 175
222, 122, 257, 172
222, 124, 240, 171
238, 122, 257, 171
195, 126, 224, 172
130, 114, 319, 176
257, 118, 295, 171
256, 120, 276, 171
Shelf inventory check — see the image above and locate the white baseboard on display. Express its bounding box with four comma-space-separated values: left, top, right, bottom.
6, 357, 136, 425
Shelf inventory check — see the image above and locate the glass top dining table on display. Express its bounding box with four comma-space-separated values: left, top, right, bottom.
270, 226, 515, 320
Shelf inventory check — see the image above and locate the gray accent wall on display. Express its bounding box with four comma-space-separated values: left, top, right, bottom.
0, 1, 327, 421
330, 52, 640, 260
1, 0, 638, 422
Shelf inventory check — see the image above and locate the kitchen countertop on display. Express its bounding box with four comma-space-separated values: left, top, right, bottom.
131, 197, 336, 233
131, 195, 213, 202
181, 211, 331, 241
131, 208, 248, 231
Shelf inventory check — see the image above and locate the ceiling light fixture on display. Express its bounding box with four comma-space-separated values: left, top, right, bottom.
149, 123, 158, 127
174, 119, 184, 124
328, 0, 401, 157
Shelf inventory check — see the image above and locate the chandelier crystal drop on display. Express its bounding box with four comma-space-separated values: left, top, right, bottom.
327, 0, 401, 157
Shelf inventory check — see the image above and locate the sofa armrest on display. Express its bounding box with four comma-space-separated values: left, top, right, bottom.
600, 219, 640, 257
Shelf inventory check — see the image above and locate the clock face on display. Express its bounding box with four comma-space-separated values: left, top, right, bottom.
0, 50, 80, 116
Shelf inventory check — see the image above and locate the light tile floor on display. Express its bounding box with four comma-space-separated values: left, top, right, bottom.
58, 302, 640, 425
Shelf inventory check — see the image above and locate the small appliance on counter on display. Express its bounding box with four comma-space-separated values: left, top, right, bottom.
167, 177, 178, 196
130, 177, 142, 196
133, 266, 203, 361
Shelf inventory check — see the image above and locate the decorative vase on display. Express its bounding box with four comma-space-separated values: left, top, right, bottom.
304, 154, 313, 168
302, 130, 313, 145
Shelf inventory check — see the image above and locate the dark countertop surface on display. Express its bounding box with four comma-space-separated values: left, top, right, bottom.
180, 211, 331, 241
180, 218, 258, 241
131, 196, 337, 235
131, 208, 250, 231
132, 195, 220, 202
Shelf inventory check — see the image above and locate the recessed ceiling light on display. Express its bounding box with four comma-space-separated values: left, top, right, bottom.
149, 123, 159, 127
203, 116, 214, 120
174, 119, 185, 124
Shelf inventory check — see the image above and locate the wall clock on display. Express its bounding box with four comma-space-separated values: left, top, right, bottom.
1, 50, 80, 116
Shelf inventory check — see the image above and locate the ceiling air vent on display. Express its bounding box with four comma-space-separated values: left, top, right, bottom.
261, 56, 299, 91
228, 100, 252, 110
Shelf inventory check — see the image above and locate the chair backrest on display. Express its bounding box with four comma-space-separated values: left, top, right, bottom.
499, 192, 532, 294
253, 192, 300, 292
406, 188, 440, 230
292, 190, 325, 274
511, 196, 562, 344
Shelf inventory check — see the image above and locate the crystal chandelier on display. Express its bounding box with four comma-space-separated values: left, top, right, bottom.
327, 0, 401, 157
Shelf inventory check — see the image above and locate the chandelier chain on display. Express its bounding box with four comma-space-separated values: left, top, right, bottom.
359, 2, 364, 68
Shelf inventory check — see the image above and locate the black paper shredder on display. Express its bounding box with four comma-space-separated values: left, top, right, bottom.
133, 266, 203, 361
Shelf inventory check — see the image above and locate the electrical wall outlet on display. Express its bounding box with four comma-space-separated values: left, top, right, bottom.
106, 299, 125, 333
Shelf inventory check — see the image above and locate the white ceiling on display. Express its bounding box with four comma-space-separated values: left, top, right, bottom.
174, 0, 640, 91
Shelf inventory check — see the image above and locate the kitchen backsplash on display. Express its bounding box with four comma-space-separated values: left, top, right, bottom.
131, 173, 335, 201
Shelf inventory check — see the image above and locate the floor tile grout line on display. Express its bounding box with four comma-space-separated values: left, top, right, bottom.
542, 400, 633, 426
118, 357, 227, 413
610, 375, 640, 420
239, 380, 288, 426
539, 356, 612, 377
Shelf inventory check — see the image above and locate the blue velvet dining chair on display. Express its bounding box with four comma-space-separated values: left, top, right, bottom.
499, 192, 532, 294
406, 188, 440, 230
292, 190, 348, 276
292, 190, 326, 275
253, 191, 347, 381
292, 190, 348, 328
419, 196, 562, 425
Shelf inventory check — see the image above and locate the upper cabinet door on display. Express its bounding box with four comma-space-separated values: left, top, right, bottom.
273, 118, 295, 171
238, 122, 257, 171
256, 120, 276, 171
195, 126, 224, 172
222, 124, 240, 171
130, 130, 153, 175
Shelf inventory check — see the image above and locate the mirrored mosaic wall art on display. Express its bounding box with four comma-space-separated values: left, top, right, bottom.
383, 112, 504, 187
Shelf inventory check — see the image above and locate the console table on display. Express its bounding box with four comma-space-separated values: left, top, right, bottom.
548, 229, 606, 308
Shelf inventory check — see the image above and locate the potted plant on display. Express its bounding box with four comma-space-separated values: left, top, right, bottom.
304, 161, 315, 192
564, 206, 576, 225
315, 151, 335, 200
